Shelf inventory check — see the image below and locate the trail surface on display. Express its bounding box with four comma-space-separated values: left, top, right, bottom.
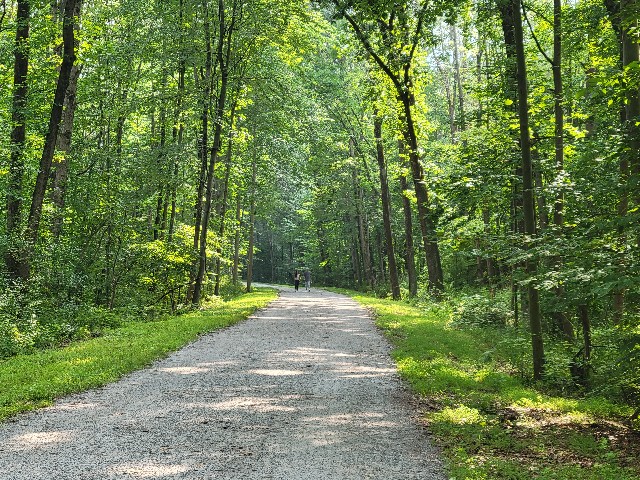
0, 287, 445, 479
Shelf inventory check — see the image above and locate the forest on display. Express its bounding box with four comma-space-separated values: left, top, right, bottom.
0, 0, 639, 461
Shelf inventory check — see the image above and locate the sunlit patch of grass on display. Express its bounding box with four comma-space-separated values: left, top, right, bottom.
345, 290, 640, 480
0, 288, 277, 422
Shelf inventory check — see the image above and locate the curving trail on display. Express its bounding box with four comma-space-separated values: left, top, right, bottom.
0, 287, 445, 479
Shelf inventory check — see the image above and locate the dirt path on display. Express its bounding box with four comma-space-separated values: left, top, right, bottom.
0, 287, 445, 479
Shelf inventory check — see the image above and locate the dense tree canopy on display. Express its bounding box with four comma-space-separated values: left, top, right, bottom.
0, 0, 639, 415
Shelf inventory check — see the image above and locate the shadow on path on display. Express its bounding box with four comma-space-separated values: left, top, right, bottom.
0, 287, 445, 479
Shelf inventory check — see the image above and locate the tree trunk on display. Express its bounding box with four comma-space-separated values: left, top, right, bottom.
339, 9, 444, 294
246, 156, 257, 293
351, 137, 374, 288
51, 63, 81, 240
482, 207, 497, 283
5, 0, 30, 281
214, 106, 236, 296
512, 0, 545, 380
193, 0, 213, 255
452, 24, 466, 133
193, 0, 233, 306
622, 0, 640, 242
374, 114, 400, 299
355, 176, 374, 289
399, 172, 418, 297
169, 0, 186, 242
22, 0, 81, 280
400, 102, 444, 294
232, 195, 242, 285
579, 303, 591, 372
551, 0, 574, 342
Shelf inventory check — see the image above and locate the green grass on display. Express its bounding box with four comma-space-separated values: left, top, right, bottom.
0, 288, 277, 422
343, 291, 639, 480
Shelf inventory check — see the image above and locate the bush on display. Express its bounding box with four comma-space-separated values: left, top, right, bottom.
451, 293, 513, 329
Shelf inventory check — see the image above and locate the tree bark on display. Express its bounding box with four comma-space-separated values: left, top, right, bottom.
351, 137, 374, 289
551, 0, 574, 342
51, 63, 81, 240
398, 141, 418, 297
621, 0, 640, 243
246, 156, 257, 293
354, 170, 374, 289
214, 105, 237, 296
232, 195, 242, 285
193, 0, 236, 305
452, 24, 466, 134
374, 114, 400, 299
22, 0, 81, 280
400, 103, 444, 293
512, 0, 545, 380
340, 7, 444, 294
5, 0, 30, 280
193, 0, 213, 255
169, 0, 186, 242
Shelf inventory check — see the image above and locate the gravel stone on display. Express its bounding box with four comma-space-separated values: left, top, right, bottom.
0, 287, 446, 479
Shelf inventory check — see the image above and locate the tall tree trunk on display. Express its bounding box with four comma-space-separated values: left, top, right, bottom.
193, 0, 235, 305
340, 9, 444, 294
482, 207, 497, 284
154, 104, 167, 240
355, 173, 374, 289
605, 0, 638, 322
22, 0, 81, 280
399, 140, 418, 297
5, 0, 30, 281
400, 97, 444, 294
551, 0, 574, 341
232, 195, 242, 285
193, 0, 213, 256
622, 0, 640, 241
246, 156, 257, 293
512, 0, 545, 380
399, 172, 418, 297
374, 114, 400, 299
452, 24, 466, 133
214, 105, 237, 296
500, 0, 524, 325
169, 0, 186, 242
351, 137, 374, 288
51, 63, 81, 240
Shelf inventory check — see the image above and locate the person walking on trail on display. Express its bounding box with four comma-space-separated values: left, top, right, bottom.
293, 270, 300, 291
304, 269, 311, 292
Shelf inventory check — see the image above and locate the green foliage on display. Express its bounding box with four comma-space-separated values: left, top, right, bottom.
347, 289, 639, 479
451, 292, 513, 328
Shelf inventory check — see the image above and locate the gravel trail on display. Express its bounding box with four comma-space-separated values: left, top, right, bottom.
0, 288, 446, 479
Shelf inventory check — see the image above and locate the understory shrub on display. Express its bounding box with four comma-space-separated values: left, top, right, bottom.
451, 292, 513, 328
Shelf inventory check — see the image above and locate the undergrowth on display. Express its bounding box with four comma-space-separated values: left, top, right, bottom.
345, 290, 640, 480
0, 288, 277, 422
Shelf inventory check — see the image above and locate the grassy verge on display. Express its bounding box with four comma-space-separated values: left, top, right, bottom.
343, 290, 639, 480
0, 288, 277, 422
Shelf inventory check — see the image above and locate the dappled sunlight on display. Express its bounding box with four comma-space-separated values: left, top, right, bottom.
249, 368, 305, 376
188, 396, 298, 413
57, 402, 100, 411
274, 347, 359, 360
106, 462, 191, 478
334, 365, 396, 378
304, 412, 399, 429
158, 366, 211, 375
6, 430, 75, 451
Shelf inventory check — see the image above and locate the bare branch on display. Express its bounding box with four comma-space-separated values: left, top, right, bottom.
522, 0, 553, 66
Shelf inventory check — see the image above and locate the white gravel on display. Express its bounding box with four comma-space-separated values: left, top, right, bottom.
0, 287, 446, 479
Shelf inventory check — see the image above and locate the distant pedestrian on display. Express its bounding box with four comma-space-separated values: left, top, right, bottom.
293, 270, 300, 291
304, 269, 311, 292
